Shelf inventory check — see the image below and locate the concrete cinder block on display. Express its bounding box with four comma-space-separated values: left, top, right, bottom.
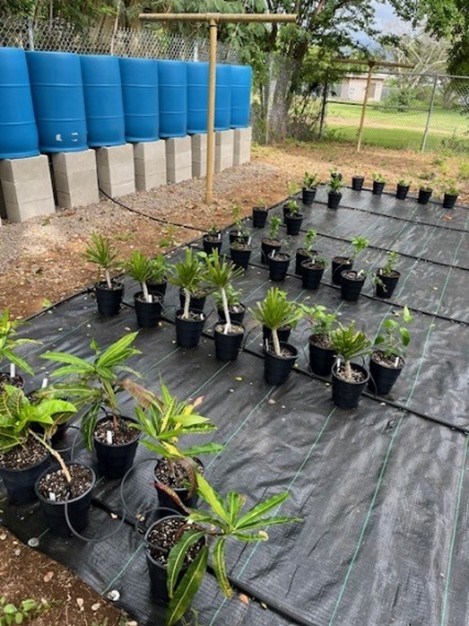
96, 144, 135, 198
0, 155, 55, 223
233, 127, 252, 166
52, 150, 99, 209
134, 141, 167, 191
0, 184, 5, 222
215, 130, 234, 173
191, 134, 207, 178
165, 137, 192, 184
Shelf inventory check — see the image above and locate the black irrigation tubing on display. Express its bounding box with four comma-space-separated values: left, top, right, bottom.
311, 193, 468, 233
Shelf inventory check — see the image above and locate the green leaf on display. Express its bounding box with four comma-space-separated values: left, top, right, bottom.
226, 492, 245, 526
41, 351, 91, 368
236, 492, 289, 530
166, 530, 205, 598
400, 328, 410, 346
236, 515, 302, 531
2, 605, 16, 615
166, 545, 208, 626
196, 474, 230, 524
212, 538, 232, 598
181, 443, 224, 457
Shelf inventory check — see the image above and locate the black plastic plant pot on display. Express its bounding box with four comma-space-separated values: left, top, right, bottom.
217, 304, 246, 325
230, 245, 252, 270
214, 323, 245, 362
396, 184, 409, 200
268, 252, 291, 282
418, 188, 432, 204
327, 191, 342, 209
331, 257, 353, 285
264, 343, 298, 386
368, 354, 404, 396
179, 289, 206, 314
262, 325, 291, 347
375, 270, 400, 298
229, 231, 249, 245
302, 187, 316, 205
443, 193, 458, 209
147, 280, 167, 300
0, 454, 50, 505
134, 292, 162, 328
252, 207, 268, 228
175, 310, 205, 348
340, 271, 366, 302
283, 204, 291, 224
0, 371, 25, 389
154, 458, 202, 516
308, 336, 335, 377
331, 363, 370, 409
301, 262, 325, 290
93, 416, 140, 480
352, 176, 364, 191
295, 249, 316, 275
285, 214, 303, 236
35, 463, 95, 537
372, 181, 385, 196
261, 239, 281, 264
95, 281, 124, 316
202, 234, 222, 254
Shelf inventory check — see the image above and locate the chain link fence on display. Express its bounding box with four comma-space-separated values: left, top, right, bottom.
325, 70, 469, 153
0, 16, 239, 63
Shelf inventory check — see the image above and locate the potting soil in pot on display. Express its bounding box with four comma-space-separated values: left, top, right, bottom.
147, 517, 204, 567
37, 464, 93, 501
94, 417, 137, 445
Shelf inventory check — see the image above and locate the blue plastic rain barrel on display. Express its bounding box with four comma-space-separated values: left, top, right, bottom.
119, 57, 159, 142
158, 60, 187, 138
215, 64, 231, 131
80, 54, 125, 147
26, 51, 87, 153
231, 65, 252, 128
186, 61, 208, 134
0, 47, 39, 159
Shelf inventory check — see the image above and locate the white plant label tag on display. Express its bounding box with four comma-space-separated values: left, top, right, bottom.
41, 378, 48, 389
10, 363, 15, 379
106, 430, 113, 445
49, 492, 56, 502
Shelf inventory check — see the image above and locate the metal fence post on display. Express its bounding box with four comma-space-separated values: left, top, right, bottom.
27, 18, 34, 50
421, 75, 438, 153
318, 73, 329, 139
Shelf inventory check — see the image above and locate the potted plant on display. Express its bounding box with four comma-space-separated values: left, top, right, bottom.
302, 172, 319, 205
214, 286, 245, 325
396, 178, 410, 200
124, 251, 163, 328
330, 166, 342, 182
332, 236, 369, 286
442, 182, 459, 209
0, 310, 38, 389
418, 184, 433, 204
261, 216, 282, 264
327, 175, 343, 209
250, 288, 302, 385
372, 173, 386, 195
202, 224, 223, 254
147, 472, 300, 625
285, 199, 304, 236
295, 229, 319, 275
369, 306, 413, 396
252, 199, 268, 228
204, 251, 245, 362
352, 174, 365, 191
268, 246, 291, 282
41, 332, 141, 479
283, 182, 300, 223
122, 380, 223, 515
340, 237, 369, 302
229, 205, 250, 245
170, 249, 207, 347
300, 305, 340, 377
330, 322, 372, 409
301, 255, 327, 290
374, 250, 400, 298
0, 384, 76, 505
147, 253, 170, 301
84, 232, 123, 316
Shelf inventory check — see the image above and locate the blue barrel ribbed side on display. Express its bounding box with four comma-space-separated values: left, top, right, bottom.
158, 60, 187, 138
186, 61, 208, 134
231, 65, 252, 128
0, 47, 39, 159
119, 57, 159, 142
80, 54, 125, 147
25, 51, 87, 153
215, 64, 231, 131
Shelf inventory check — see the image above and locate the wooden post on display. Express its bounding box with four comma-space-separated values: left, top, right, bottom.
206, 18, 217, 204
356, 62, 374, 153
421, 75, 438, 153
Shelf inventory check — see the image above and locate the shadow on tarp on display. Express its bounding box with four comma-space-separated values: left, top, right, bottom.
2, 189, 469, 626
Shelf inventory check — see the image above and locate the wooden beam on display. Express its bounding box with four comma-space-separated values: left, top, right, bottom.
139, 13, 297, 24
333, 57, 414, 70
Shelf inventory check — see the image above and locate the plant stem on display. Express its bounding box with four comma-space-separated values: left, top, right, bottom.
221, 288, 231, 334
183, 288, 191, 320
344, 359, 353, 382
29, 429, 72, 483
272, 329, 281, 357
142, 281, 151, 303
105, 269, 112, 290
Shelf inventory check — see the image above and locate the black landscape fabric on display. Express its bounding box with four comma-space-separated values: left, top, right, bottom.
1, 187, 468, 626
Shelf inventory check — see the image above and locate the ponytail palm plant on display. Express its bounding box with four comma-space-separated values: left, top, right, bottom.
203, 250, 243, 333
169, 249, 207, 320
84, 232, 120, 289
250, 288, 303, 356
124, 251, 156, 303
330, 322, 372, 382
